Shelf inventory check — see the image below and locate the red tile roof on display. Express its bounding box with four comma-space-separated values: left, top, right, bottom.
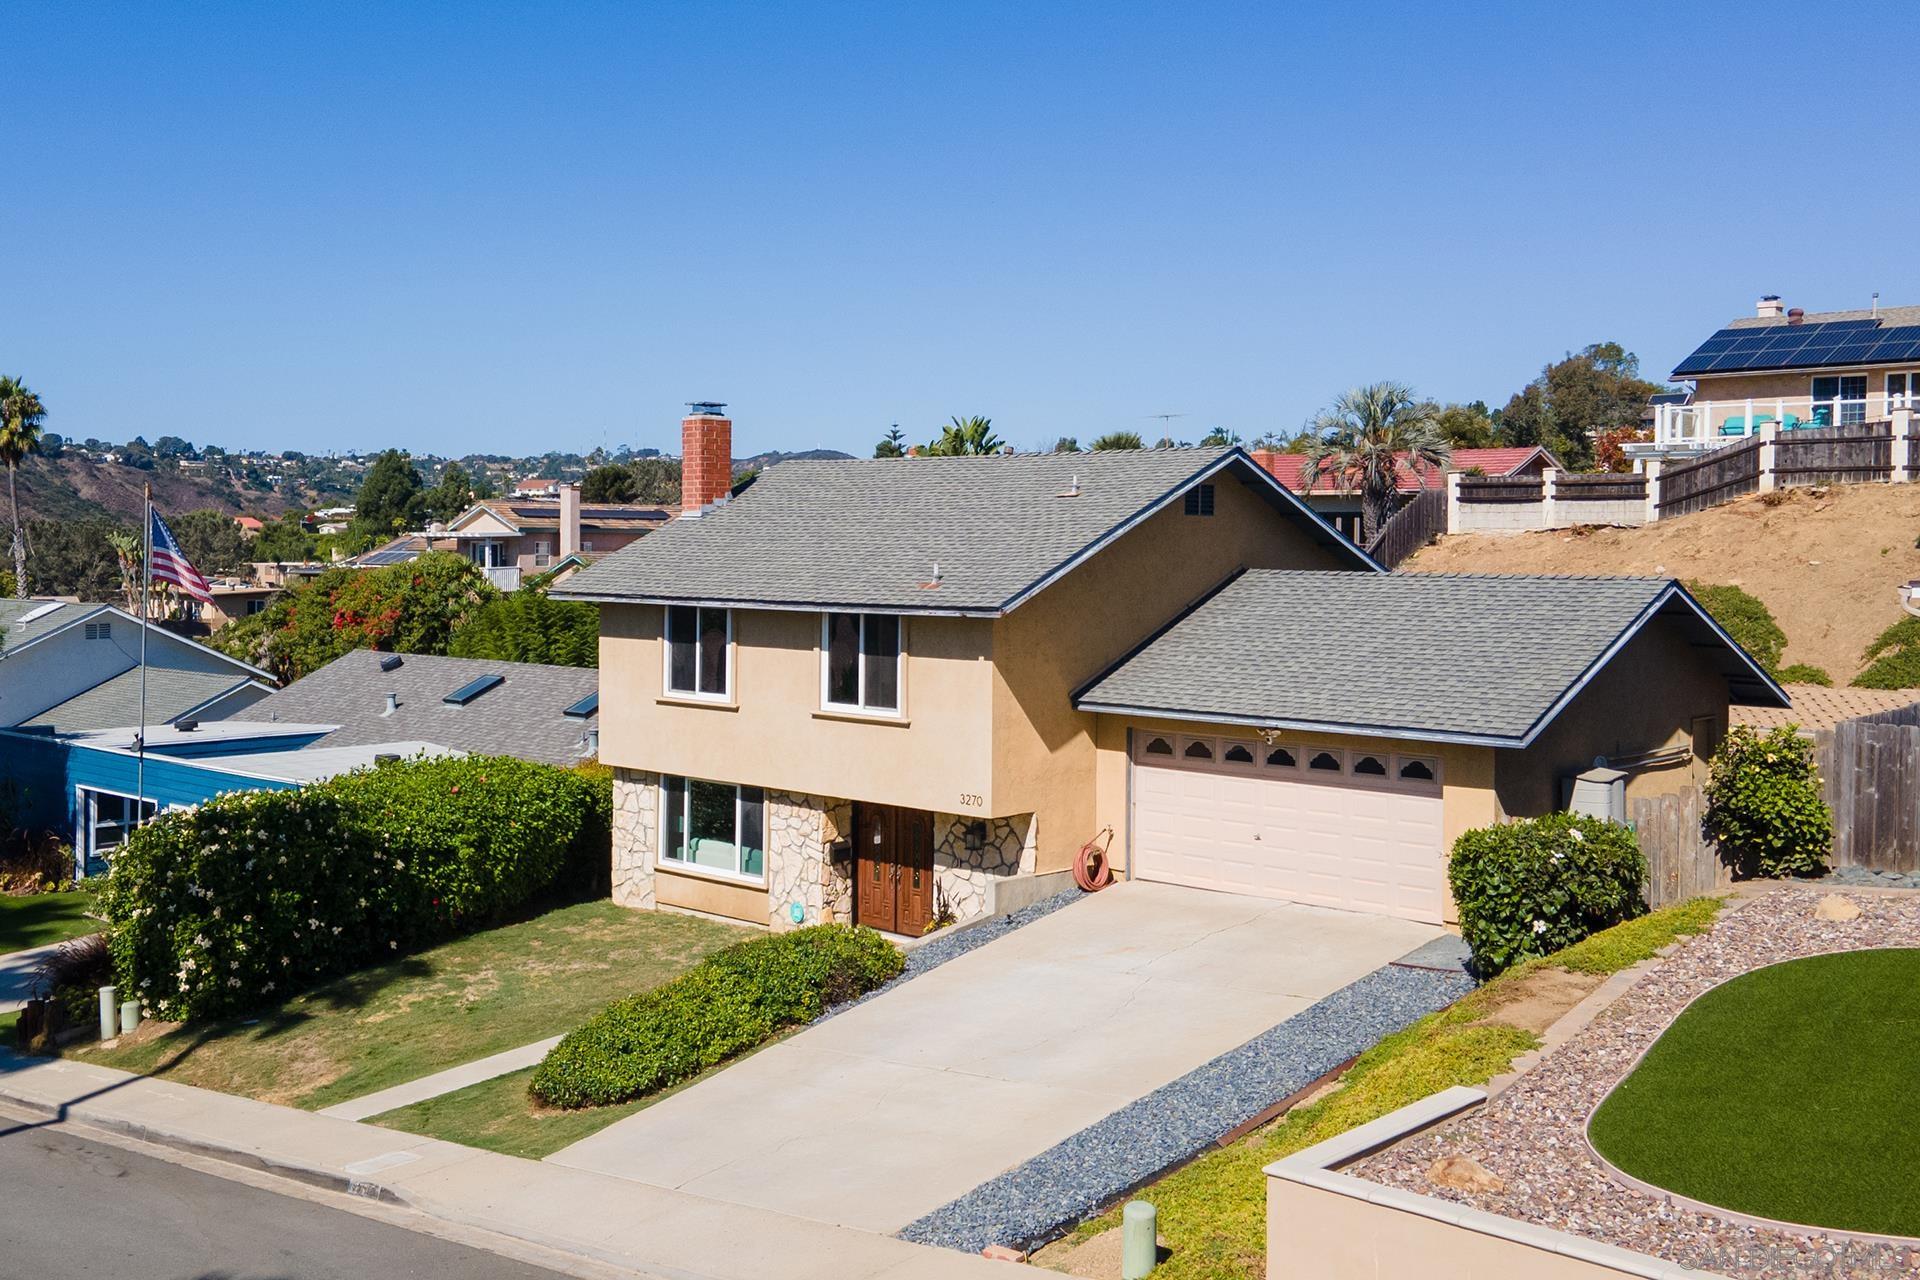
1253, 446, 1556, 495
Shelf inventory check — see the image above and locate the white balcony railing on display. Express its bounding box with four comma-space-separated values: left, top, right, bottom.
1647, 393, 1916, 452
482, 566, 522, 591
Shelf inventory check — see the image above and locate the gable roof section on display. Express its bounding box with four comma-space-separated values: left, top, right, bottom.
449, 499, 675, 535
1074, 571, 1787, 747
227, 649, 599, 767
22, 666, 266, 733
0, 601, 272, 682
555, 447, 1377, 616
1257, 446, 1559, 496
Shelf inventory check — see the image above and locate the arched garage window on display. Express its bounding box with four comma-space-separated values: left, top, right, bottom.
1143, 736, 1174, 756
1353, 754, 1388, 776
1182, 739, 1214, 760
1265, 746, 1296, 769
1223, 743, 1255, 764
1399, 758, 1437, 782
1308, 750, 1342, 772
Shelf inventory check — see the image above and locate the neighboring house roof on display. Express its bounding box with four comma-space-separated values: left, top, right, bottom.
0, 599, 103, 649
1673, 304, 1920, 378
451, 499, 676, 535
228, 649, 599, 766
234, 516, 265, 532
1074, 571, 1787, 747
350, 534, 448, 568
1257, 446, 1560, 496
555, 447, 1376, 616
21, 665, 266, 733
1732, 683, 1919, 735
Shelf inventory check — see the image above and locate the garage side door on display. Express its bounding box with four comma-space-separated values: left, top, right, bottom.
1129, 731, 1446, 923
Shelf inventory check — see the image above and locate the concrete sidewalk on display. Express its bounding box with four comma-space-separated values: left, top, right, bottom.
318, 1035, 564, 1121
0, 1050, 1002, 1280
0, 939, 86, 1013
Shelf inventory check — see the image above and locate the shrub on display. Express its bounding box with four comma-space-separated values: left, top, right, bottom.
530, 925, 903, 1109
1687, 582, 1786, 676
1448, 813, 1647, 975
1775, 663, 1833, 687
102, 755, 606, 1021
450, 588, 600, 668
1705, 725, 1831, 878
1852, 616, 1920, 689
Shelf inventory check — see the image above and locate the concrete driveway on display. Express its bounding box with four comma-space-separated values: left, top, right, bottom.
547, 882, 1438, 1233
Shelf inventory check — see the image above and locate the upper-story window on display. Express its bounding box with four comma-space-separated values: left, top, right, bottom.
823, 613, 901, 714
665, 605, 731, 700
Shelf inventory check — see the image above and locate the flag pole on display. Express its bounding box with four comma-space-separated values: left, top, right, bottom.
136, 483, 151, 826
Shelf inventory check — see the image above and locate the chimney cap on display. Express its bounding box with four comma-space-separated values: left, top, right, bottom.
685, 401, 728, 416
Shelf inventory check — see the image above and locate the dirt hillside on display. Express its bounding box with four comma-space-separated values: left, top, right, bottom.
1403, 483, 1920, 683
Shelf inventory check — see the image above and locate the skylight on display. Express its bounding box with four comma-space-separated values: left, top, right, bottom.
562, 692, 599, 718
444, 674, 504, 705
19, 602, 62, 624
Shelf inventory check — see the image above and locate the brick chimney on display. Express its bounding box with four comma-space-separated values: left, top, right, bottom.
681, 405, 733, 511
559, 482, 581, 558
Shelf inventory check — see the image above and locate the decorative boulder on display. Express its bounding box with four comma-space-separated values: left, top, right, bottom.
1426, 1154, 1505, 1194
1814, 894, 1862, 922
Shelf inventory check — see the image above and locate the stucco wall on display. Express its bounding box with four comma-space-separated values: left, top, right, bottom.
597, 605, 997, 817
991, 471, 1359, 874
1493, 619, 1726, 817
1692, 367, 1920, 419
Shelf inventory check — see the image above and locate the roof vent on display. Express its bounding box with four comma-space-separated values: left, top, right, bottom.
175, 718, 200, 732
1787, 308, 1805, 325
917, 562, 943, 590
379, 654, 403, 672
374, 753, 401, 765
382, 692, 399, 716
1057, 474, 1081, 498
580, 726, 600, 757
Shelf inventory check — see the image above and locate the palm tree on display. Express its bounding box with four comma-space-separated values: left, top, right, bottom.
107, 529, 142, 615
0, 377, 47, 598
1088, 430, 1145, 451
925, 416, 1005, 456
1299, 383, 1450, 545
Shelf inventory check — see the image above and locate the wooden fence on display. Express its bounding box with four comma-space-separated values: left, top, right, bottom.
1631, 788, 1730, 908
1364, 487, 1446, 569
1771, 420, 1893, 488
1454, 475, 1543, 504
1815, 708, 1920, 874
1655, 437, 1760, 517
1556, 473, 1647, 502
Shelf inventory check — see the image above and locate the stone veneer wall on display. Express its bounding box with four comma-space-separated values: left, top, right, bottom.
933, 813, 1037, 923
611, 767, 660, 910
764, 792, 853, 930
613, 768, 1030, 931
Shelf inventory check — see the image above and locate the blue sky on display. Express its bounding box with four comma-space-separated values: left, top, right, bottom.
5, 2, 1915, 459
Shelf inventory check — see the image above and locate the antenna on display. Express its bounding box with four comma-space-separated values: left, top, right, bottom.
1144, 412, 1188, 425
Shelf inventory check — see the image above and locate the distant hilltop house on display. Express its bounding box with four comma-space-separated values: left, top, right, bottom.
1252, 446, 1560, 542
348, 485, 675, 590
513, 476, 562, 498
1639, 295, 1920, 459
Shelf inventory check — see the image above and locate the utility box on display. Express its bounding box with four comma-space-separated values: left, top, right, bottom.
1563, 766, 1628, 823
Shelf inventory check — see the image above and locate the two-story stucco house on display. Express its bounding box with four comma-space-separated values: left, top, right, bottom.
1639, 295, 1920, 458
560, 410, 1786, 936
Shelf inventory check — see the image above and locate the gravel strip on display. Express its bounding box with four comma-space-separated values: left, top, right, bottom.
897, 955, 1474, 1254
1351, 888, 1920, 1279
815, 888, 1084, 1024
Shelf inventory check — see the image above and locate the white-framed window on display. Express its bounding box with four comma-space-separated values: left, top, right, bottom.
660, 776, 764, 882
664, 605, 731, 700
79, 787, 157, 864
1812, 374, 1869, 425
822, 613, 902, 715
1890, 372, 1919, 411
245, 598, 266, 616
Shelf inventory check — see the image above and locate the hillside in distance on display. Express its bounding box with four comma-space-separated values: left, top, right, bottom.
12, 453, 299, 525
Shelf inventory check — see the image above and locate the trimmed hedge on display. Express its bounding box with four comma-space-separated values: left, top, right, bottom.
530, 925, 903, 1109
102, 755, 611, 1022
1448, 813, 1647, 976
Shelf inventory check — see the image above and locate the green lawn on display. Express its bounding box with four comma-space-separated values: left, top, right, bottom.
75, 900, 749, 1111
1048, 899, 1725, 1280
1589, 947, 1920, 1237
367, 1066, 652, 1158
0, 888, 102, 955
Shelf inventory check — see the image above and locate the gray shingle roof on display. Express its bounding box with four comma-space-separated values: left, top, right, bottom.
1075, 571, 1786, 746
227, 650, 599, 767
0, 600, 104, 649
554, 447, 1373, 614
22, 666, 267, 733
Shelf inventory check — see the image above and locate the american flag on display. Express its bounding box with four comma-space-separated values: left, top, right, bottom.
149, 507, 213, 604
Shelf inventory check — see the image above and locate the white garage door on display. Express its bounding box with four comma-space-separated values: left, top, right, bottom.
1129, 731, 1447, 923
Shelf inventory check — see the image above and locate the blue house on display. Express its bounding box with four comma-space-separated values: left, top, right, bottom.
0, 720, 449, 876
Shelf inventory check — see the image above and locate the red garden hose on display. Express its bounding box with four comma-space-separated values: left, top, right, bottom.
1073, 827, 1116, 892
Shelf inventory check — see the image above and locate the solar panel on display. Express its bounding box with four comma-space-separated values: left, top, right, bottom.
1673, 316, 1918, 376
444, 674, 504, 705
563, 692, 599, 718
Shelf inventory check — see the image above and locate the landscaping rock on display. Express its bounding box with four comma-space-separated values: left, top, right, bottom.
1426, 1155, 1504, 1193
1814, 894, 1862, 921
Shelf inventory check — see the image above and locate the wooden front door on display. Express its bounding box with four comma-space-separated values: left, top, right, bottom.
854, 804, 935, 935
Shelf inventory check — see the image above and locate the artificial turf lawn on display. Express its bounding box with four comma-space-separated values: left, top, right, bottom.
0, 887, 102, 955
1589, 947, 1920, 1237
76, 899, 748, 1111
1052, 898, 1724, 1280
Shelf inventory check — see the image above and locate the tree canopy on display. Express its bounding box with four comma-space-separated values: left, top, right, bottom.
449, 588, 599, 668
252, 512, 316, 563
351, 450, 425, 539
873, 427, 906, 459
421, 462, 476, 524
924, 416, 1004, 456
581, 464, 638, 503
1089, 431, 1145, 451
1495, 342, 1663, 470
1299, 383, 1450, 544
167, 509, 252, 577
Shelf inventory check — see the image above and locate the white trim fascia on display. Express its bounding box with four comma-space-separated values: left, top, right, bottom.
0, 725, 320, 787
1075, 701, 1532, 749
556, 591, 1001, 618
170, 679, 275, 723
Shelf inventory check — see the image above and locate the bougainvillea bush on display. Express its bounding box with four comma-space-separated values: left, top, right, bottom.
1448, 812, 1647, 975
102, 755, 609, 1022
